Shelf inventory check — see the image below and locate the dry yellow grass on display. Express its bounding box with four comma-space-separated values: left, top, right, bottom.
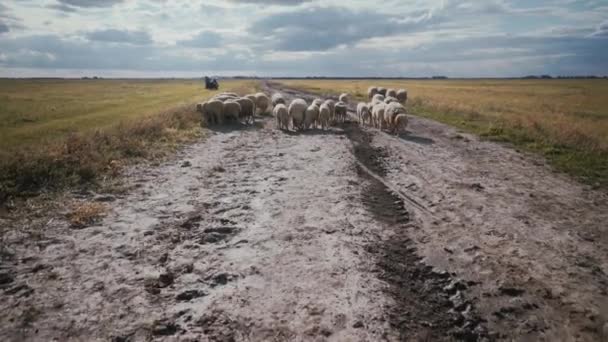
67, 201, 108, 228
279, 79, 608, 188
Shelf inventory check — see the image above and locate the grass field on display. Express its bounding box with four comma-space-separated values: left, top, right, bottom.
0, 79, 253, 149
279, 79, 608, 188
0, 79, 256, 202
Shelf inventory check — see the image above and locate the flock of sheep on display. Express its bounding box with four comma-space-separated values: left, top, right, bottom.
195, 85, 409, 134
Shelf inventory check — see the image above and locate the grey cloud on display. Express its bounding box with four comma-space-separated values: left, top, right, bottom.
227, 0, 312, 5
0, 21, 8, 34
47, 3, 78, 13
178, 31, 222, 48
1, 24, 606, 77
57, 0, 124, 8
85, 29, 153, 45
250, 6, 440, 51
200, 4, 225, 15
590, 20, 608, 37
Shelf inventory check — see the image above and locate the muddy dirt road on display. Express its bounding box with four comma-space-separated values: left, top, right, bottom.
1, 82, 608, 341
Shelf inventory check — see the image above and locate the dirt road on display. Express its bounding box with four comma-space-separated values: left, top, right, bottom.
1, 82, 607, 341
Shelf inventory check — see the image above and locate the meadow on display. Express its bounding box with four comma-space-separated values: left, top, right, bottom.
279, 79, 608, 188
0, 79, 256, 202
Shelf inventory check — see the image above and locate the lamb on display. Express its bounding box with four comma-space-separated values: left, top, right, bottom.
392, 114, 408, 135
235, 97, 255, 124
198, 99, 224, 125
368, 86, 378, 100
271, 93, 286, 107
334, 101, 348, 123
377, 87, 387, 96
254, 92, 270, 115
339, 93, 349, 104
384, 102, 407, 131
222, 100, 241, 123
396, 89, 408, 104
289, 98, 307, 131
386, 89, 397, 98
356, 102, 370, 125
274, 103, 289, 130
372, 102, 386, 129
323, 99, 336, 122
318, 103, 330, 130
304, 104, 320, 129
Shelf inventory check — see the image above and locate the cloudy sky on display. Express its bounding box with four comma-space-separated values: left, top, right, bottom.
0, 0, 606, 77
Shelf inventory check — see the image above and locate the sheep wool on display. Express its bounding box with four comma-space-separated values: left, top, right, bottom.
289, 98, 308, 131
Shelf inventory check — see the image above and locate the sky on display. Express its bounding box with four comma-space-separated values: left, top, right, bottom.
0, 0, 606, 78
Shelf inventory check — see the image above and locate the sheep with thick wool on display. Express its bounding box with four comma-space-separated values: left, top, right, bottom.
271, 93, 286, 107
304, 104, 320, 129
312, 98, 324, 107
372, 102, 386, 129
323, 99, 336, 122
334, 101, 348, 123
235, 97, 255, 124
339, 93, 349, 104
289, 98, 308, 131
274, 104, 289, 130
318, 103, 331, 130
223, 100, 241, 123
254, 92, 270, 114
396, 89, 407, 104
357, 102, 370, 126
368, 86, 378, 100
385, 102, 407, 132
197, 99, 224, 126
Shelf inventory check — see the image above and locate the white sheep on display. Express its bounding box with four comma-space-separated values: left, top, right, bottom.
392, 114, 408, 135
245, 94, 257, 105
372, 94, 385, 103
198, 99, 224, 125
274, 103, 289, 130
304, 104, 320, 129
367, 86, 378, 100
396, 89, 407, 104
339, 93, 349, 104
318, 103, 330, 130
271, 93, 286, 107
385, 102, 407, 131
334, 101, 348, 123
289, 98, 307, 131
235, 97, 255, 125
312, 98, 324, 107
377, 87, 387, 96
254, 92, 270, 115
223, 100, 241, 123
386, 89, 397, 98
372, 102, 386, 129
384, 96, 399, 104
323, 99, 336, 122
356, 102, 370, 125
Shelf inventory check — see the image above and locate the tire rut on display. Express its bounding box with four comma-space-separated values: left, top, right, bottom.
344, 121, 492, 341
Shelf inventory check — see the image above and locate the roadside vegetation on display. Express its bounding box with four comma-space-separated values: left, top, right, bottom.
0, 79, 256, 203
279, 79, 608, 189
